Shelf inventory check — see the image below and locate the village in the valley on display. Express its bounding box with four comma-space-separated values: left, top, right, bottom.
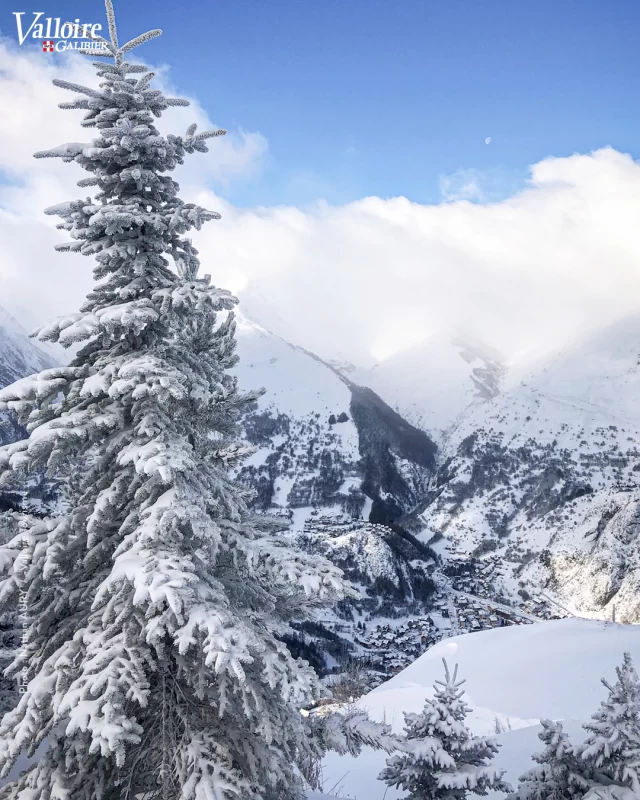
320, 540, 568, 682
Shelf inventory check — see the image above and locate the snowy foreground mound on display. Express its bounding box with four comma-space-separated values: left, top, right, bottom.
320, 618, 640, 799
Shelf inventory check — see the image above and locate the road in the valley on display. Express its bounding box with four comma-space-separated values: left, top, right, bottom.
445, 591, 460, 636
433, 571, 461, 636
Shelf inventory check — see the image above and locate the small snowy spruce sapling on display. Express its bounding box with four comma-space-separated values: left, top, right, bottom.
506, 719, 591, 800
580, 652, 640, 794
0, 2, 348, 798
380, 659, 511, 799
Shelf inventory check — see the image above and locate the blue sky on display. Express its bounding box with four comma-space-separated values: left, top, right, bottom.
3, 0, 640, 208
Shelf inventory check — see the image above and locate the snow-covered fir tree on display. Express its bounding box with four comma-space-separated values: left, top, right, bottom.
0, 2, 351, 798
580, 652, 640, 794
507, 719, 591, 800
380, 659, 511, 799
0, 513, 22, 717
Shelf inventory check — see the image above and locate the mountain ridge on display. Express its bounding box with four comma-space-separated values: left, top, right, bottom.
4, 300, 640, 625
341, 333, 506, 440
418, 314, 640, 622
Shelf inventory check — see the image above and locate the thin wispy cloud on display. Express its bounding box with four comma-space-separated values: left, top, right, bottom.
439, 168, 486, 202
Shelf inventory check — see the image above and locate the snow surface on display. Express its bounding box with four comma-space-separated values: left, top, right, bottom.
321, 618, 640, 799
234, 315, 356, 436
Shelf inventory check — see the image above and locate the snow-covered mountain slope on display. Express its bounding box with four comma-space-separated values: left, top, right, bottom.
297, 514, 436, 616
322, 618, 640, 799
0, 304, 57, 451
233, 318, 440, 613
0, 307, 60, 513
234, 317, 437, 526
0, 307, 437, 603
345, 335, 505, 439
419, 316, 640, 621
0, 307, 436, 525
0, 305, 55, 391
234, 316, 360, 513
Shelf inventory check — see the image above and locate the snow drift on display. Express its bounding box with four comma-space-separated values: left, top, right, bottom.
321, 618, 640, 799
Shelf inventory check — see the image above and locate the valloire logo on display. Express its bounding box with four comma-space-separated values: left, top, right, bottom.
13, 12, 108, 52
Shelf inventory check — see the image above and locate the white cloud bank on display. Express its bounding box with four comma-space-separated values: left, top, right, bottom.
1, 41, 640, 368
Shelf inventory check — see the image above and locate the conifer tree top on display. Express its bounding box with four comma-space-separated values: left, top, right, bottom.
24, 0, 229, 358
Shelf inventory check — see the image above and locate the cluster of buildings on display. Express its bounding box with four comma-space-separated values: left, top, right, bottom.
520, 598, 566, 620
454, 595, 529, 632
444, 551, 565, 623
446, 553, 503, 595
356, 617, 440, 674
314, 542, 570, 690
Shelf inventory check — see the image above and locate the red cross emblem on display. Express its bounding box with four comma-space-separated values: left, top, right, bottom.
42, 40, 54, 53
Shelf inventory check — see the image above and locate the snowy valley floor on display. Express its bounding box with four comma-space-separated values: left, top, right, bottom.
318, 618, 640, 799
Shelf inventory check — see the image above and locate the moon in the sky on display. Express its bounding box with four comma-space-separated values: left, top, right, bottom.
485, 136, 492, 145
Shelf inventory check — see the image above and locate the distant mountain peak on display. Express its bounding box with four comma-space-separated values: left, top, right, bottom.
0, 303, 58, 390
341, 332, 507, 440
